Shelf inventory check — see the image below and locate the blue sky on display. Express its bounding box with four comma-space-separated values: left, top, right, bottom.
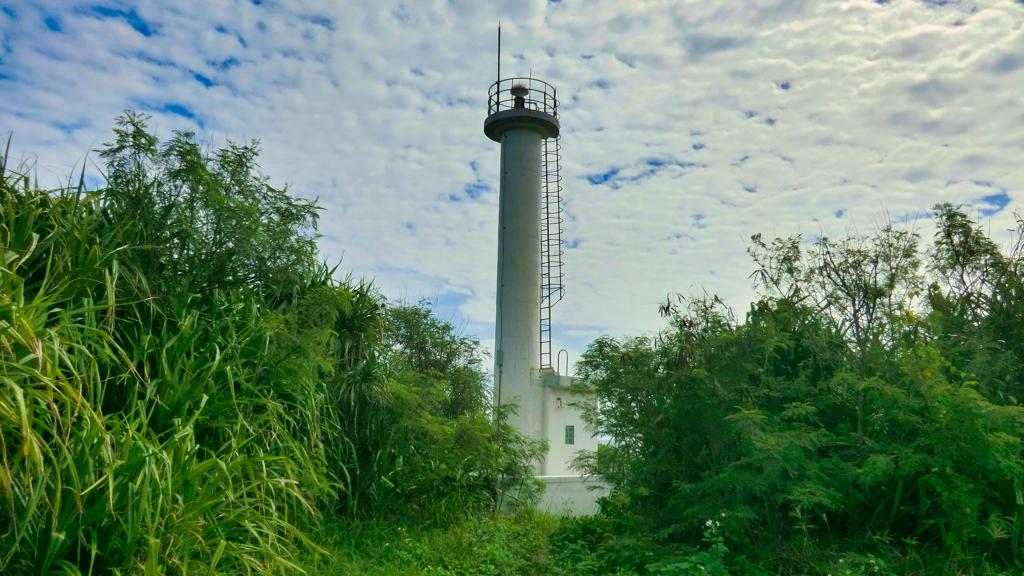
2, 0, 1024, 372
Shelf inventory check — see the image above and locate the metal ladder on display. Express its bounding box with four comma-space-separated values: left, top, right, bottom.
540, 136, 565, 371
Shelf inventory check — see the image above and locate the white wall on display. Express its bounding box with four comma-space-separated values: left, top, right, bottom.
536, 475, 608, 516
542, 384, 598, 476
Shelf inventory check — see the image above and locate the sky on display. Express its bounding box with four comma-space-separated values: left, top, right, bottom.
2, 0, 1024, 374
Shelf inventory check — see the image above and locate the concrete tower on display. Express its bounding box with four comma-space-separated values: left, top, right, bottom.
485, 69, 606, 514
485, 79, 558, 467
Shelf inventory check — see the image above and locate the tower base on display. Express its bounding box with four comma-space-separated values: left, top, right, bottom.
536, 475, 608, 516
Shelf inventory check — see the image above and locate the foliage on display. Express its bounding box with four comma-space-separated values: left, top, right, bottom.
303, 511, 561, 576
0, 157, 321, 574
99, 111, 322, 300
0, 116, 542, 575
644, 518, 731, 576
572, 207, 1024, 575
341, 300, 546, 522
387, 301, 491, 419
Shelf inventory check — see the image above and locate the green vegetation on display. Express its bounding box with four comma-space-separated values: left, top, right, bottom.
304, 512, 559, 576
569, 209, 1024, 575
5, 113, 1024, 575
0, 113, 539, 575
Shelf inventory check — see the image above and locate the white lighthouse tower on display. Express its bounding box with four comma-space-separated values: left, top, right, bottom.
485, 44, 606, 515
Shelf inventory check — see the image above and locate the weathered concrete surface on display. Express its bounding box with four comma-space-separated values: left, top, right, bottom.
492, 123, 545, 464
536, 475, 609, 516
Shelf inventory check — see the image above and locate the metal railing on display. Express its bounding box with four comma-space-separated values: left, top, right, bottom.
557, 349, 569, 378
487, 77, 559, 118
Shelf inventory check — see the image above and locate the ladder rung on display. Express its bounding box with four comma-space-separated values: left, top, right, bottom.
540, 136, 564, 370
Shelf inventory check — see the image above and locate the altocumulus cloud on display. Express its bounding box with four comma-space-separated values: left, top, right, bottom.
2, 0, 1024, 371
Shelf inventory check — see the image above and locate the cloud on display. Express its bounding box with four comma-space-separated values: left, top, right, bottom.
684, 34, 748, 62
3, 0, 1024, 374
302, 14, 335, 31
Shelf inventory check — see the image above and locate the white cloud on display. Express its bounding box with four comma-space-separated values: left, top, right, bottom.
3, 0, 1024, 373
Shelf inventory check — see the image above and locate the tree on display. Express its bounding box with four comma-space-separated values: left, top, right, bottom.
572, 206, 1024, 575
98, 111, 322, 301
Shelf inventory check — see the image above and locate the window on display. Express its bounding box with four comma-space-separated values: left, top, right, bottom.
565, 425, 575, 445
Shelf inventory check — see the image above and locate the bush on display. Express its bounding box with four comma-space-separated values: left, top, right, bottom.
302, 511, 558, 576
572, 208, 1024, 575
341, 300, 546, 523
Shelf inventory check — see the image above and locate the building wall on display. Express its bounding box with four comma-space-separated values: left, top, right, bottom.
536, 475, 608, 516
542, 384, 599, 476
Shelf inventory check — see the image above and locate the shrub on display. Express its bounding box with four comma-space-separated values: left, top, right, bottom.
572, 208, 1024, 575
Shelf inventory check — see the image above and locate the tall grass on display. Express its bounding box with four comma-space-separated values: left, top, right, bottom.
0, 155, 325, 574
